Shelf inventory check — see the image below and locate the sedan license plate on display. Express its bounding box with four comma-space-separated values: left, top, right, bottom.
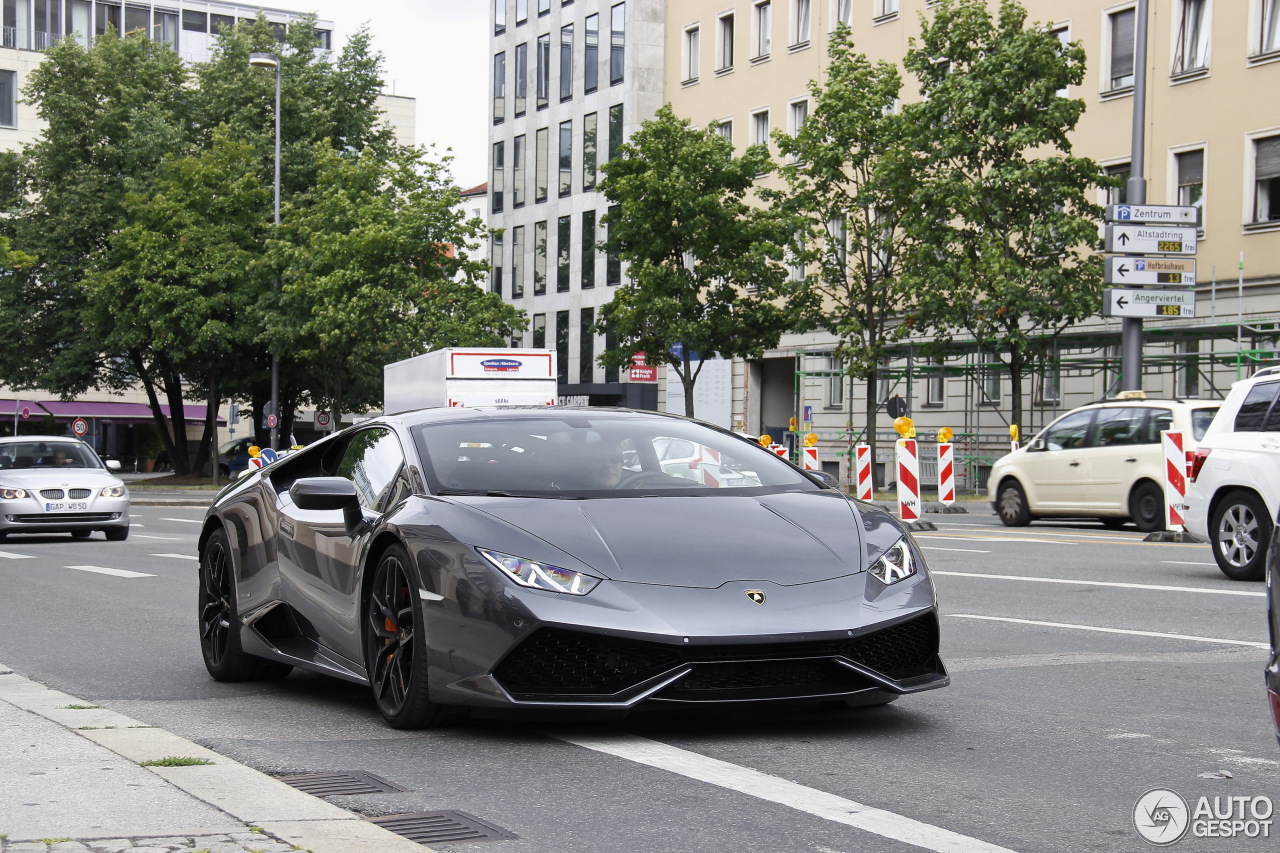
45, 501, 88, 512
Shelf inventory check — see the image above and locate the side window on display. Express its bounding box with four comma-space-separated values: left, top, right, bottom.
1092, 407, 1147, 446
1042, 410, 1094, 451
335, 428, 407, 512
1145, 408, 1174, 443
1234, 382, 1280, 432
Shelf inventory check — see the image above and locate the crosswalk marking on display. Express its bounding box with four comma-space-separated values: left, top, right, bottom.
66, 565, 154, 579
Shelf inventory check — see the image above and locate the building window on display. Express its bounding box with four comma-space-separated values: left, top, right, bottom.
1108, 7, 1136, 90
532, 313, 546, 348
560, 24, 574, 101
1178, 339, 1201, 398
790, 232, 806, 282
876, 0, 900, 19
534, 220, 548, 295
491, 141, 505, 213
607, 204, 621, 285
512, 225, 526, 298
717, 14, 734, 71
514, 42, 528, 116
556, 215, 572, 293
583, 112, 598, 189
582, 210, 597, 289
827, 216, 847, 269
717, 120, 733, 142
535, 127, 549, 203
982, 353, 1001, 404
585, 13, 599, 92
182, 10, 207, 32
539, 0, 550, 16
1175, 149, 1204, 212
608, 104, 624, 160
828, 357, 845, 408
493, 52, 506, 124
1261, 0, 1280, 55
1173, 0, 1209, 74
495, 0, 507, 34
792, 0, 811, 46
512, 134, 526, 207
1105, 162, 1130, 206
516, 0, 528, 26
556, 311, 570, 383
610, 3, 625, 85
491, 231, 504, 296
752, 1, 771, 59
0, 70, 14, 128
1036, 362, 1061, 405
834, 0, 852, 28
926, 366, 945, 406
558, 120, 572, 197
580, 307, 595, 383
683, 25, 700, 83
789, 99, 807, 139
536, 33, 550, 110
1254, 135, 1280, 223
751, 110, 770, 147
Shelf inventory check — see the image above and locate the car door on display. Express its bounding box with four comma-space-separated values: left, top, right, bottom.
1023, 409, 1096, 509
1084, 407, 1154, 510
277, 427, 412, 662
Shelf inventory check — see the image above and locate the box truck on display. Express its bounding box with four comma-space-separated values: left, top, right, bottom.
383, 348, 558, 413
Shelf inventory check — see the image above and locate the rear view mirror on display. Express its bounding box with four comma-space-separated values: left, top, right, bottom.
809, 470, 841, 489
290, 477, 366, 535
105, 459, 122, 471
1031, 438, 1046, 452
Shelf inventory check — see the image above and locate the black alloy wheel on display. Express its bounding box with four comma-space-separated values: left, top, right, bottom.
997, 480, 1031, 527
1128, 481, 1165, 533
198, 528, 290, 680
1210, 490, 1271, 582
365, 544, 447, 728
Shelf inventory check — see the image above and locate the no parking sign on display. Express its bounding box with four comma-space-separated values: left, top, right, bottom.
71, 417, 89, 437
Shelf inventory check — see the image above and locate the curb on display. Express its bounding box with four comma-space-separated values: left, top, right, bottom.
0, 665, 435, 853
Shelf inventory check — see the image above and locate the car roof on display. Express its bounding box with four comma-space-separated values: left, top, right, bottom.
0, 435, 87, 445
1078, 398, 1219, 409
377, 406, 703, 430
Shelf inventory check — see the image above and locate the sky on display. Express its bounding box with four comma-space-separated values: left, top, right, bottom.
271, 1, 491, 188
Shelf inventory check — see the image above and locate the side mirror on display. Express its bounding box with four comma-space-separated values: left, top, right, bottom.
809, 470, 841, 489
290, 477, 366, 535
1030, 438, 1046, 452
105, 459, 122, 471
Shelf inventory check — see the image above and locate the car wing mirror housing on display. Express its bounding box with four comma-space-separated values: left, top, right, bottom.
105, 459, 122, 471
809, 470, 841, 489
1030, 438, 1046, 452
290, 477, 366, 535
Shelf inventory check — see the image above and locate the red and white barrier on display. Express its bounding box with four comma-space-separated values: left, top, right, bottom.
937, 442, 955, 506
855, 444, 873, 501
770, 443, 788, 459
801, 446, 820, 470
1161, 430, 1186, 531
693, 445, 724, 487
896, 439, 920, 521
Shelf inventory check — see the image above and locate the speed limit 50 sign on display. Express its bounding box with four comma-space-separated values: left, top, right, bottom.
71, 417, 89, 437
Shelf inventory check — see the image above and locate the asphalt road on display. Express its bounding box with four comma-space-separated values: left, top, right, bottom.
1, 507, 1277, 853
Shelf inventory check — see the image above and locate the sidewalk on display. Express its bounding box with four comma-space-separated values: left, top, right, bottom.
0, 665, 434, 853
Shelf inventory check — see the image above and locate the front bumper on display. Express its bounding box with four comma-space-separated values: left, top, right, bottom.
0, 494, 131, 534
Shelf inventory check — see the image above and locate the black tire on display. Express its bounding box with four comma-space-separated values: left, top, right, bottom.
1210, 491, 1271, 581
199, 528, 292, 680
70, 530, 91, 539
1099, 518, 1127, 530
365, 544, 449, 729
1128, 481, 1165, 533
996, 479, 1031, 527
105, 526, 129, 541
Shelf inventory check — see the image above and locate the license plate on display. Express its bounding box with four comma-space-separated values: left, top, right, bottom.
45, 502, 88, 512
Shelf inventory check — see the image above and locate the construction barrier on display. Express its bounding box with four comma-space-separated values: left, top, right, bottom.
770, 444, 789, 459
855, 444, 873, 501
801, 446, 820, 470
896, 439, 921, 521
1161, 430, 1186, 531
937, 442, 955, 506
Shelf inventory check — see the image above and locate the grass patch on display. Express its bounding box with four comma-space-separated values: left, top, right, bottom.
40, 839, 73, 844
139, 756, 214, 767
77, 725, 116, 730
60, 704, 99, 710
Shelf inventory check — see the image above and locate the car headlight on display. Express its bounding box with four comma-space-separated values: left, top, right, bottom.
477, 548, 602, 596
101, 485, 127, 498
869, 537, 917, 585
1, 487, 27, 499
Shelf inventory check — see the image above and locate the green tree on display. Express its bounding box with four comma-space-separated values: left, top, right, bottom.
902, 0, 1105, 430
598, 104, 805, 419
772, 26, 920, 463
271, 144, 525, 419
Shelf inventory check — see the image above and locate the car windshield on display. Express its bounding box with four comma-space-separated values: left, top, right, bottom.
411, 413, 818, 497
219, 439, 249, 455
0, 441, 102, 470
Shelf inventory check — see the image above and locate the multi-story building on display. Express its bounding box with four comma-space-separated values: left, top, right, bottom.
665, 0, 1280, 488
488, 0, 664, 408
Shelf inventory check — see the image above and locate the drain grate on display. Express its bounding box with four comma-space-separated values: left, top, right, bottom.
369, 811, 517, 845
278, 771, 406, 797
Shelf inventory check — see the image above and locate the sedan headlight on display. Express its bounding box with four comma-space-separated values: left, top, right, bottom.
869, 537, 917, 585
1, 487, 27, 499
100, 485, 127, 498
477, 548, 602, 596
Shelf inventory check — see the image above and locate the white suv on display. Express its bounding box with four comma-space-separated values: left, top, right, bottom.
989, 395, 1220, 531
1186, 367, 1280, 581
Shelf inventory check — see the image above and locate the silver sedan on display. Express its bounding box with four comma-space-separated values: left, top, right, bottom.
0, 437, 130, 541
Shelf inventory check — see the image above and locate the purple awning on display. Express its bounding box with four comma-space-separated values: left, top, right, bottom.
29, 400, 225, 425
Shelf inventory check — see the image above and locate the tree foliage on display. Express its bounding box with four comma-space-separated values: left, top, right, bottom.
598, 104, 805, 419
901, 0, 1105, 429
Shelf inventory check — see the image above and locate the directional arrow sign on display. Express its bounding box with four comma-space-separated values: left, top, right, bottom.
1103, 288, 1196, 319
1105, 256, 1197, 286
1105, 223, 1197, 255
1106, 204, 1200, 226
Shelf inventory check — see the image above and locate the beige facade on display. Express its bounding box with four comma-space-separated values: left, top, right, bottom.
666, 0, 1280, 488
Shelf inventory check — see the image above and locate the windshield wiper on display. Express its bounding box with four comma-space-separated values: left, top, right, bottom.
434, 487, 545, 498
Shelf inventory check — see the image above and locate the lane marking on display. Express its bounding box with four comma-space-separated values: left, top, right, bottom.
931, 524, 1137, 542
1162, 560, 1216, 568
160, 517, 203, 524
0, 551, 36, 560
917, 530, 1202, 547
915, 535, 1029, 543
922, 546, 992, 554
949, 614, 1269, 649
66, 565, 155, 579
933, 571, 1265, 598
554, 732, 1017, 853
152, 553, 198, 561
132, 535, 183, 541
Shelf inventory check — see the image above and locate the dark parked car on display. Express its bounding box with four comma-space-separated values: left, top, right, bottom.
197, 407, 948, 728
217, 437, 258, 477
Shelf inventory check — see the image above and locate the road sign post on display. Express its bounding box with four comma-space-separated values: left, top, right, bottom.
1104, 204, 1199, 225
1103, 289, 1196, 318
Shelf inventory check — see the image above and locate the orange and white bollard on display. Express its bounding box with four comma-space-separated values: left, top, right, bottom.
896, 439, 920, 521
801, 446, 820, 470
1161, 430, 1186, 531
937, 442, 955, 506
854, 444, 873, 501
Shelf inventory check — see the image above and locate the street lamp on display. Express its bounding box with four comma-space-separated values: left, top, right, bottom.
249, 51, 281, 451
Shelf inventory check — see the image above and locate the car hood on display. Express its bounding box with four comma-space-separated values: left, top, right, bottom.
457, 490, 866, 588
0, 469, 123, 488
